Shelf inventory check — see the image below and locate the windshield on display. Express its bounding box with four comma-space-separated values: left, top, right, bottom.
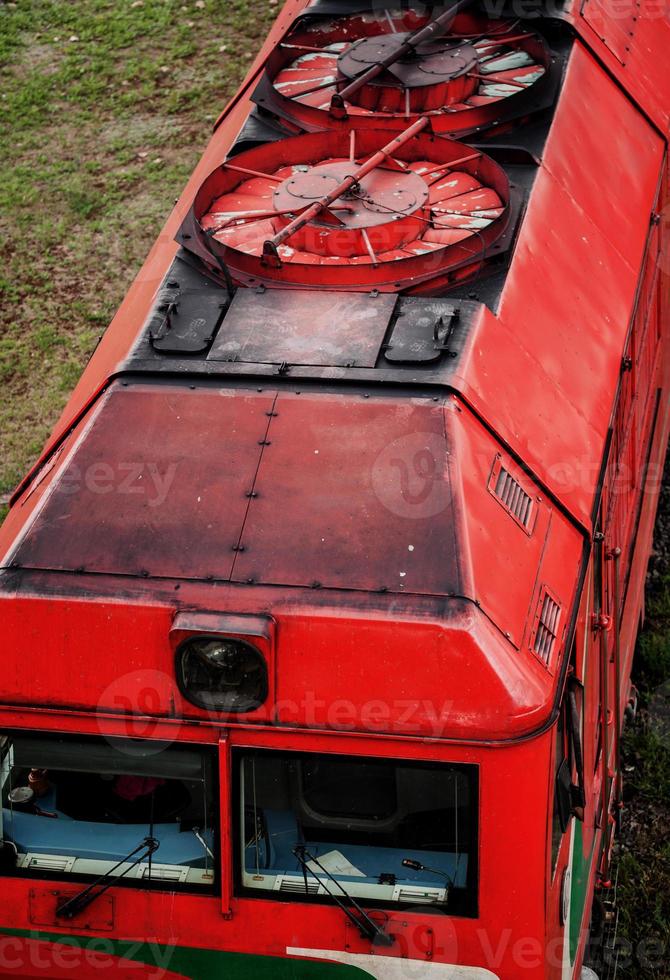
236, 750, 478, 916
0, 732, 216, 890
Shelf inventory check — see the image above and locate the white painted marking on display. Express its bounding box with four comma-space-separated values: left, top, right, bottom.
562, 822, 576, 980
287, 949, 501, 979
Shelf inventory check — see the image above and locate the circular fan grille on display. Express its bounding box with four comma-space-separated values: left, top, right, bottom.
181, 126, 510, 292
265, 10, 550, 136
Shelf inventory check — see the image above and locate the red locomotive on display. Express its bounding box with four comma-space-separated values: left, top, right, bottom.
0, 1, 668, 977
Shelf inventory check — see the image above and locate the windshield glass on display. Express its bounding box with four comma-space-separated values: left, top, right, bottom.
236, 750, 478, 916
0, 732, 216, 890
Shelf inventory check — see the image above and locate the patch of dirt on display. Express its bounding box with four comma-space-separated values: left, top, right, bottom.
101, 112, 183, 147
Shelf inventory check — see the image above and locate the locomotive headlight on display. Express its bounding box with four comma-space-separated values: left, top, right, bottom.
177, 636, 268, 712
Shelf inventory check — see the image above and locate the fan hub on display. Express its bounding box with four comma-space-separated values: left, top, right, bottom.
338, 33, 478, 88
274, 161, 428, 229
272, 160, 429, 257
336, 33, 479, 111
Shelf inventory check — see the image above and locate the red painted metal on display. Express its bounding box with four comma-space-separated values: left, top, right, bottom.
459, 43, 665, 529
180, 127, 509, 290
573, 0, 670, 134
13, 384, 278, 581
259, 9, 552, 137
329, 1, 474, 113
262, 115, 431, 257
1, 2, 670, 979
0, 730, 549, 979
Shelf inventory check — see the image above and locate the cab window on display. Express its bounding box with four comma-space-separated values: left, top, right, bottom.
0, 732, 216, 890
235, 750, 478, 917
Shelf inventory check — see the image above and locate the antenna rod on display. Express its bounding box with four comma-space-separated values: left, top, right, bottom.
330, 0, 474, 115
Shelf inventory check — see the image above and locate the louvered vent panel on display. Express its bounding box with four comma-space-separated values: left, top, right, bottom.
494, 466, 534, 529
393, 886, 444, 904
534, 592, 561, 664
139, 865, 188, 882
277, 877, 320, 895
24, 854, 76, 873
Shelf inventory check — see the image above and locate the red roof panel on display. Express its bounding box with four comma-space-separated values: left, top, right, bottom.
14, 384, 276, 581
232, 391, 462, 595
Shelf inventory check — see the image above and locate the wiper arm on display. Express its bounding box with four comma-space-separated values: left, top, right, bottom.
293, 845, 393, 947
192, 826, 214, 861
56, 836, 159, 920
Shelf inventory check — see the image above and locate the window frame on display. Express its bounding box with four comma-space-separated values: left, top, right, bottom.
231, 746, 480, 918
0, 729, 220, 897
550, 707, 568, 878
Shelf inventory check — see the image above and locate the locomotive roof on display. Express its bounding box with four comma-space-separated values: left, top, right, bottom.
0, 1, 667, 740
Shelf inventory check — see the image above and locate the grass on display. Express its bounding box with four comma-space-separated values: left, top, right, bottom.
0, 0, 275, 515
1, 1, 670, 974
614, 567, 670, 979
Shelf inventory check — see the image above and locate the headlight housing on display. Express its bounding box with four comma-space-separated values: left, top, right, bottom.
177, 636, 268, 712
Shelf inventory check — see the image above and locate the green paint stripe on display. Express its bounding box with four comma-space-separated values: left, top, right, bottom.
0, 928, 374, 979
569, 820, 597, 964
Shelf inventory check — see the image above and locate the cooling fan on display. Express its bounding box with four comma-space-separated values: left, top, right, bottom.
177, 118, 511, 293
253, 6, 553, 137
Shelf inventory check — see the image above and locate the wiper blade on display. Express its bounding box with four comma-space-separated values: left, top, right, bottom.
192, 826, 214, 861
56, 836, 159, 920
293, 845, 393, 947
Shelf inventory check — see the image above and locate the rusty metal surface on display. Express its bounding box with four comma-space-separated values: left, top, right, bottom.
231, 390, 462, 595
29, 889, 114, 932
208, 288, 396, 366
3, 377, 585, 651
13, 384, 277, 581
12, 382, 463, 597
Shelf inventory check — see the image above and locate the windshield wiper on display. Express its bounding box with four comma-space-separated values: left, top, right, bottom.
192, 826, 214, 861
56, 836, 159, 920
293, 845, 393, 947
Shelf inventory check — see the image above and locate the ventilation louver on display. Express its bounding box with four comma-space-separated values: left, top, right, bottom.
276, 876, 322, 895
139, 865, 189, 883
493, 465, 534, 531
533, 590, 561, 665
21, 854, 76, 873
